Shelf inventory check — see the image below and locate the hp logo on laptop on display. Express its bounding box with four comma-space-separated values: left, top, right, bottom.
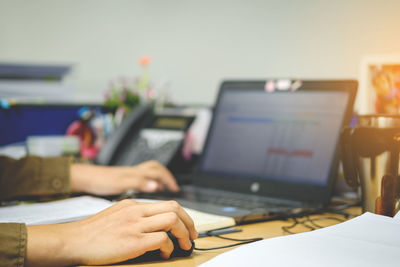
250, 182, 260, 193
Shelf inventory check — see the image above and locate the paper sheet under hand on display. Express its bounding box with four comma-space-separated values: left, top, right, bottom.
200, 212, 400, 267
0, 196, 113, 225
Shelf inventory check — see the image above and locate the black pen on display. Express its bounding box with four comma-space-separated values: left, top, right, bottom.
199, 227, 242, 238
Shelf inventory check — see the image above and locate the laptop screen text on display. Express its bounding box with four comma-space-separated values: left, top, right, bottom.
200, 90, 349, 186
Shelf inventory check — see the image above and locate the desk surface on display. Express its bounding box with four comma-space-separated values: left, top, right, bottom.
91, 207, 360, 267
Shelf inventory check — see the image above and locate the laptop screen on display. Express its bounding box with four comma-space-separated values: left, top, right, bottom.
200, 88, 349, 187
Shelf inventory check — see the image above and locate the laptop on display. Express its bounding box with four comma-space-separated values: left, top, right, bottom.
139, 80, 357, 224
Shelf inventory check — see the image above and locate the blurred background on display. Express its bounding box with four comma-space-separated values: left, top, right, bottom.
1, 0, 400, 105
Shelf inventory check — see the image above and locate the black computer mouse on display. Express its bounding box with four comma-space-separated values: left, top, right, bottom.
125, 232, 194, 263
167, 232, 195, 258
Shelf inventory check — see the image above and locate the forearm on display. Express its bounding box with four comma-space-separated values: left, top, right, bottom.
70, 163, 113, 194
26, 224, 79, 267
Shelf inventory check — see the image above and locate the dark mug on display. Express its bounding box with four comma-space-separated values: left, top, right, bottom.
341, 115, 400, 214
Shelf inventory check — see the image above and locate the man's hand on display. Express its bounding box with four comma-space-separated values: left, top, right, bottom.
70, 160, 179, 195
26, 200, 198, 266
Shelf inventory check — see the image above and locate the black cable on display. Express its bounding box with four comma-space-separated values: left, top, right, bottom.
305, 216, 345, 229
282, 215, 347, 234
194, 233, 263, 251
196, 201, 358, 249
282, 217, 316, 234
282, 217, 304, 234
209, 234, 261, 242
322, 201, 361, 218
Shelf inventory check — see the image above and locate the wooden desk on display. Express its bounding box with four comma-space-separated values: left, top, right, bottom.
96, 207, 360, 267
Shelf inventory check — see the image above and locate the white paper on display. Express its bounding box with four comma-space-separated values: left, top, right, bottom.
183, 206, 235, 233
394, 210, 400, 220
0, 144, 27, 159
0, 196, 113, 225
200, 212, 400, 267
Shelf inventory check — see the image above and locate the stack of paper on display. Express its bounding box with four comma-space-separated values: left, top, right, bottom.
0, 196, 235, 233
200, 212, 400, 267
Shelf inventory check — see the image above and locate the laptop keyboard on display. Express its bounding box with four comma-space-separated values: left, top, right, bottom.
174, 186, 302, 211
136, 185, 303, 212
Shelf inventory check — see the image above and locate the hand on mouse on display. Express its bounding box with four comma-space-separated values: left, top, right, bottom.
26, 199, 198, 266
70, 160, 180, 195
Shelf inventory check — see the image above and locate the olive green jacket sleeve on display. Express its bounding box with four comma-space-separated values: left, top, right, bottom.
0, 156, 71, 266
0, 155, 71, 201
0, 223, 27, 267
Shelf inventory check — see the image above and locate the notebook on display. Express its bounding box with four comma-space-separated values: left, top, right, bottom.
139, 80, 358, 224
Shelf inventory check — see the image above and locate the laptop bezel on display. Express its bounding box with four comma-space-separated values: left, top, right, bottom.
194, 80, 358, 206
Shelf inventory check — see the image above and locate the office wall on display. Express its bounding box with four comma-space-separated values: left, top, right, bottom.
0, 0, 400, 105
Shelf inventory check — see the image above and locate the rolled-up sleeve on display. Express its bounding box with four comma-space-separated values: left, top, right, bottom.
0, 156, 71, 201
0, 223, 27, 267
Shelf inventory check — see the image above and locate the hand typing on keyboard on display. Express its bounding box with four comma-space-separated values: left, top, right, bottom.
70, 160, 180, 195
